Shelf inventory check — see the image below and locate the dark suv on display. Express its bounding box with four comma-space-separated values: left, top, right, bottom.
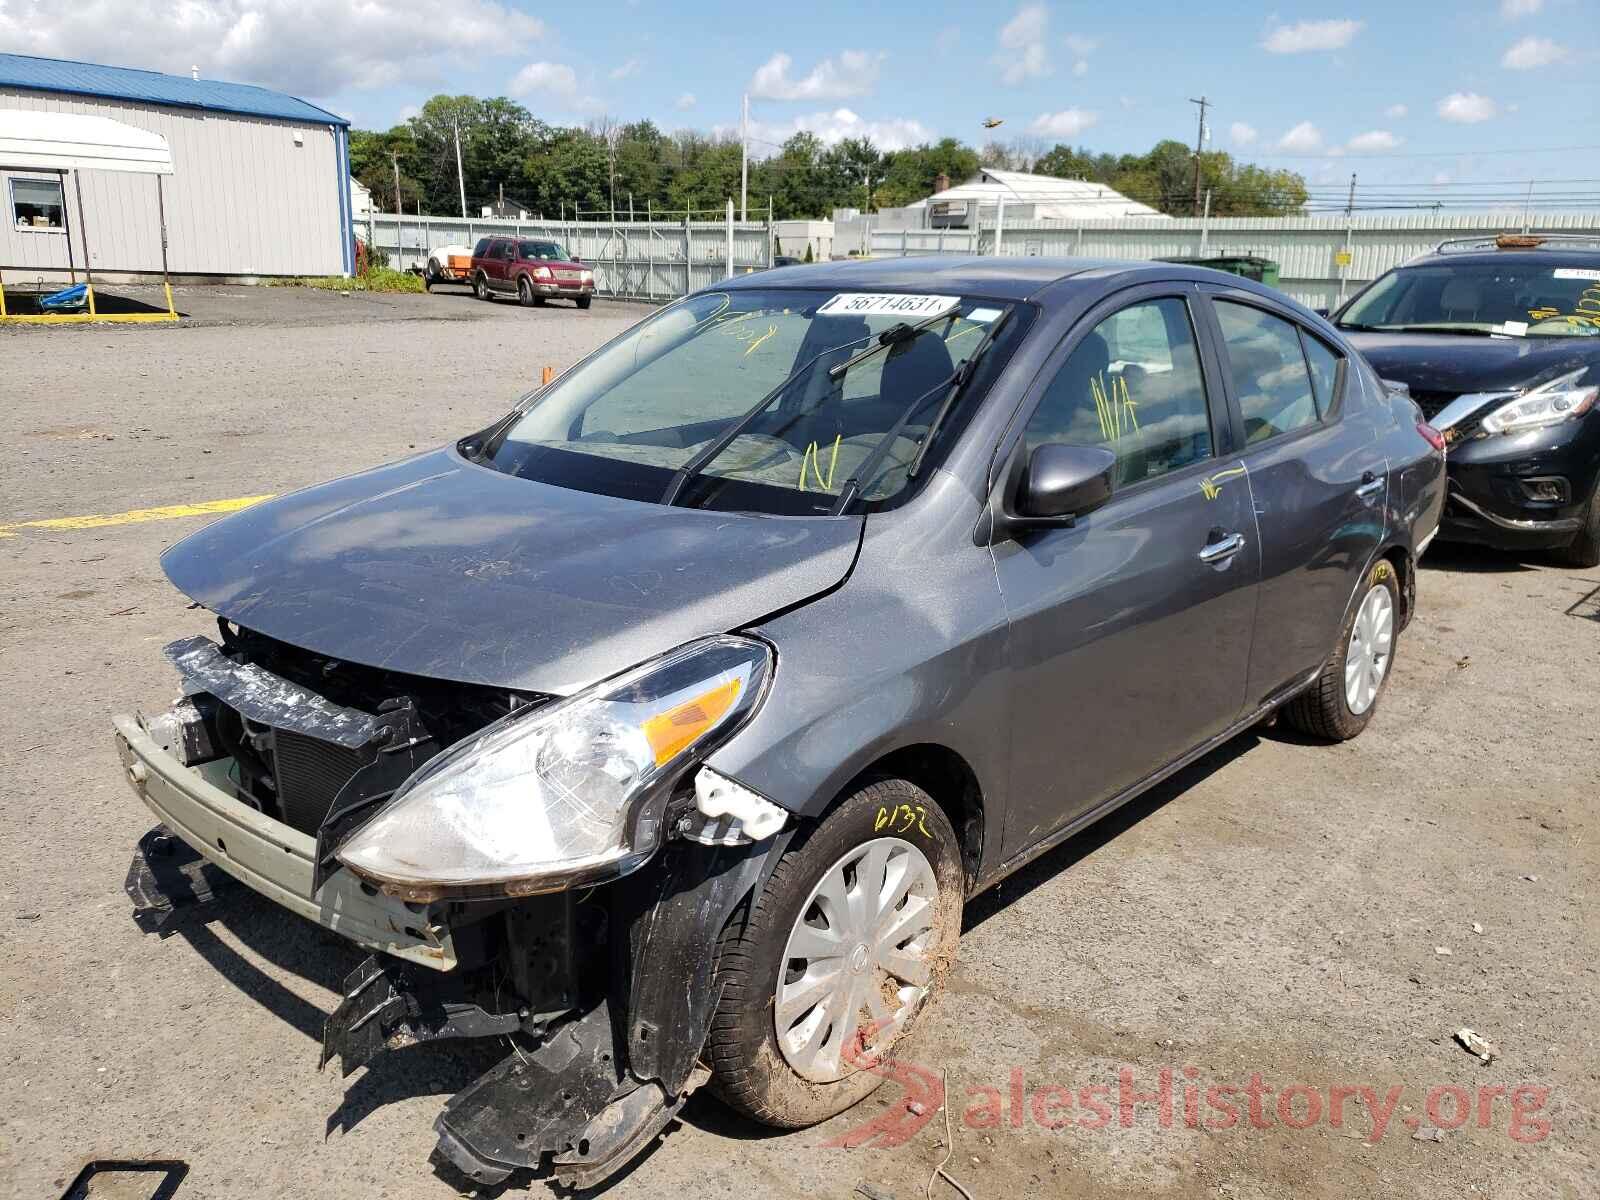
470, 236, 595, 308
1333, 234, 1600, 566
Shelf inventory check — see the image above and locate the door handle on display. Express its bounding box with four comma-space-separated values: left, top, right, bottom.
1198, 532, 1246, 563
1355, 473, 1384, 499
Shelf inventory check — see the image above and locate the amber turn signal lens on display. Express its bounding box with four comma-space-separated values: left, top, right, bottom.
641, 678, 742, 766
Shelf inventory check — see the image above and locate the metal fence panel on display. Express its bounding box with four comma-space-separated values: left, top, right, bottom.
875, 211, 1600, 309
360, 212, 772, 301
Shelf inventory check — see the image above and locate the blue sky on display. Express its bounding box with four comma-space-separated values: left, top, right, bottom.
3, 0, 1597, 208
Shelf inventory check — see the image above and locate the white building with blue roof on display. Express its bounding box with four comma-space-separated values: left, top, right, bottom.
0, 52, 354, 280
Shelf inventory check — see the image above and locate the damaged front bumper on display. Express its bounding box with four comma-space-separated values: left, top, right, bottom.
115, 715, 456, 967
117, 704, 792, 1188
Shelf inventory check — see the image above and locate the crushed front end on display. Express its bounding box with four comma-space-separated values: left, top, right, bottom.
117, 623, 788, 1188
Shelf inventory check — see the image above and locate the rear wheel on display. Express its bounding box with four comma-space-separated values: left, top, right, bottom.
1283, 558, 1400, 740
1556, 486, 1600, 569
473, 272, 492, 301
707, 778, 963, 1127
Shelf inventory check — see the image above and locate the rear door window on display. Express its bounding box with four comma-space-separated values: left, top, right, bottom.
1300, 331, 1343, 415
1214, 302, 1321, 443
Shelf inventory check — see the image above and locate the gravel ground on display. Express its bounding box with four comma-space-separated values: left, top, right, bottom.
1, 288, 1596, 1200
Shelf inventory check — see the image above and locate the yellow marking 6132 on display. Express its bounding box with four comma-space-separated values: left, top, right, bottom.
874, 803, 932, 838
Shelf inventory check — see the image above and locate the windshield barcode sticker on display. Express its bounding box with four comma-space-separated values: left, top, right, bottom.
818, 293, 960, 318
1553, 268, 1600, 281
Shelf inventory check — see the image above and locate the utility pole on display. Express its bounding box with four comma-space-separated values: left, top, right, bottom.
740, 93, 750, 222
453, 118, 467, 218
1345, 172, 1357, 217
1189, 95, 1209, 215
391, 152, 402, 218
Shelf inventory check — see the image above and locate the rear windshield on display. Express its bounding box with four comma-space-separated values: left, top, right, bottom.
1340, 261, 1600, 338
479, 288, 1033, 514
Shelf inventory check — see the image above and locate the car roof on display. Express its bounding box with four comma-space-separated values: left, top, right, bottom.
1402, 248, 1600, 269
717, 255, 1251, 302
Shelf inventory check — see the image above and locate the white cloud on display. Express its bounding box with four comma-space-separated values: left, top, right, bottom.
1064, 33, 1099, 56
1274, 121, 1323, 152
0, 0, 543, 98
1437, 91, 1498, 123
1500, 0, 1542, 16
609, 57, 641, 80
1384, 103, 1408, 119
1072, 60, 1088, 77
995, 3, 1051, 84
1230, 121, 1258, 146
1502, 36, 1569, 68
749, 50, 884, 101
935, 26, 961, 54
675, 92, 696, 111
1028, 108, 1099, 138
1262, 19, 1363, 53
509, 61, 577, 99
397, 103, 420, 122
1345, 129, 1403, 152
745, 107, 933, 153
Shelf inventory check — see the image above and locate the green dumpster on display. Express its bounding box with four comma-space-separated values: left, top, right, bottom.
1155, 255, 1281, 287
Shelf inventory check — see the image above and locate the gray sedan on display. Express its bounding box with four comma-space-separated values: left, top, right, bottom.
115, 256, 1445, 1187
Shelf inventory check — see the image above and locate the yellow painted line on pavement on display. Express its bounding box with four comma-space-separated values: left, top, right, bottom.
0, 493, 275, 538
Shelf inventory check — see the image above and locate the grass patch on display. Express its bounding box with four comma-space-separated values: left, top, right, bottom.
268, 268, 423, 293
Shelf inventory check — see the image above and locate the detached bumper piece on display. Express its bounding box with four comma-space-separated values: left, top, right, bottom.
431, 1000, 709, 1189
124, 824, 241, 933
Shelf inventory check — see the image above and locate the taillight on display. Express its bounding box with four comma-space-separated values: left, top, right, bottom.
1418, 422, 1446, 452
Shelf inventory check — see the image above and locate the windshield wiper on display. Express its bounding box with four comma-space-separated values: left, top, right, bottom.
832, 307, 1013, 514
1388, 325, 1500, 338
825, 309, 965, 380
657, 328, 876, 506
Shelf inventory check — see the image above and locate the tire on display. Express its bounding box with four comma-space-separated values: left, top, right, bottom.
517, 276, 534, 307
1283, 557, 1401, 741
424, 261, 438, 291
1556, 486, 1600, 569
576, 295, 592, 310
473, 272, 492, 302
707, 777, 964, 1128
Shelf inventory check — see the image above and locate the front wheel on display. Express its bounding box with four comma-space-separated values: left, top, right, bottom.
576, 295, 593, 310
424, 261, 438, 291
517, 276, 534, 307
1283, 557, 1400, 740
707, 778, 963, 1128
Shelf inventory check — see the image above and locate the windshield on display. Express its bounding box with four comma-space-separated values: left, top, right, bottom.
480, 288, 1032, 514
1339, 262, 1600, 338
520, 241, 568, 260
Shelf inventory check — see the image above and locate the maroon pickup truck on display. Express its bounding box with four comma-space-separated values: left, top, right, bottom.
470, 236, 596, 308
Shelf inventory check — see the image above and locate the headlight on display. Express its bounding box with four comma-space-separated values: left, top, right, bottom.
581, 269, 594, 283
1480, 369, 1597, 435
533, 265, 553, 280
336, 636, 772, 900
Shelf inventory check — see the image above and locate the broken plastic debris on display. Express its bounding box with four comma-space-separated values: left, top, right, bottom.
1471, 922, 1483, 934
1454, 1028, 1499, 1064
688, 767, 788, 843
1434, 946, 1452, 956
1413, 1125, 1446, 1143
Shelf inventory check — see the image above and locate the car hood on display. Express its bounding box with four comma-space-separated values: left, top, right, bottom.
162, 448, 862, 694
1343, 330, 1598, 394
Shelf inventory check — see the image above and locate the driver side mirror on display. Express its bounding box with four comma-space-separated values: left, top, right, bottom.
993, 443, 1117, 539
570, 254, 582, 263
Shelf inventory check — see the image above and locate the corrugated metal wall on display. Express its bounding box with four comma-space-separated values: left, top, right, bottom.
362, 211, 772, 301
0, 87, 346, 277
871, 212, 1600, 309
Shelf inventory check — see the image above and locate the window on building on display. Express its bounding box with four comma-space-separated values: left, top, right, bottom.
11, 177, 65, 231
